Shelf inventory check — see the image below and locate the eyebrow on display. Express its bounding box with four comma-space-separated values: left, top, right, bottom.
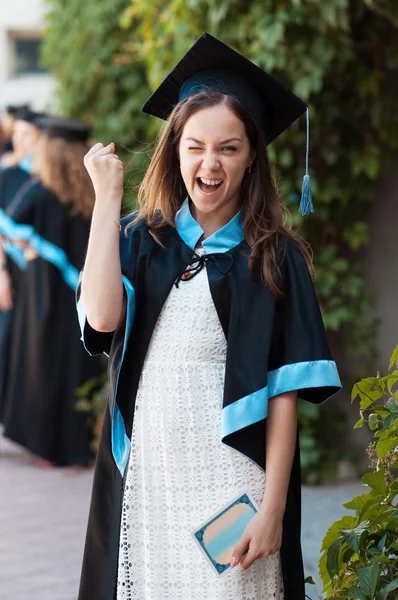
184, 137, 243, 144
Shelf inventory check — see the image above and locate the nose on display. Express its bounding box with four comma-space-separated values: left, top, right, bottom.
201, 151, 220, 171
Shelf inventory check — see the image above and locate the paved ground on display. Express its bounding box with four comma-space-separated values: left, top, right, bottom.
0, 430, 363, 600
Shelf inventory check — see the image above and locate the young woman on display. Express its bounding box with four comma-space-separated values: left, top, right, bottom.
0, 109, 42, 418
78, 34, 341, 600
1, 117, 102, 466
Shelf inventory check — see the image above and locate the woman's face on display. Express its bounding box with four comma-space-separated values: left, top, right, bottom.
12, 120, 41, 160
178, 104, 253, 221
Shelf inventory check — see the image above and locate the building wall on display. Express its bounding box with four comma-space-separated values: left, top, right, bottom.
363, 161, 398, 372
0, 0, 55, 112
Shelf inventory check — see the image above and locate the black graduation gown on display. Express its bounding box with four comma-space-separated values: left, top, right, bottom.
76, 200, 341, 600
0, 166, 30, 419
2, 179, 102, 465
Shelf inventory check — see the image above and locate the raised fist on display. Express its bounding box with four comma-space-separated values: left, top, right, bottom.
84, 142, 124, 203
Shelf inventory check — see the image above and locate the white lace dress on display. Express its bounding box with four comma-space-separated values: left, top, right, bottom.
116, 251, 284, 600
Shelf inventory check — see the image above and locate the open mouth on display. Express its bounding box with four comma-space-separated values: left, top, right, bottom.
196, 177, 224, 194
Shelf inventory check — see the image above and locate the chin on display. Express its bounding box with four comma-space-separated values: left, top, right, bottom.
189, 196, 220, 214
189, 187, 228, 211
192, 200, 224, 215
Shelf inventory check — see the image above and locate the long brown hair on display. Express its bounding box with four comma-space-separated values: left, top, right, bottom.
33, 137, 95, 219
131, 90, 313, 296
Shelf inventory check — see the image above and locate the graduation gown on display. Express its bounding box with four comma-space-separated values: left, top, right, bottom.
2, 179, 101, 464
0, 166, 30, 419
77, 199, 341, 600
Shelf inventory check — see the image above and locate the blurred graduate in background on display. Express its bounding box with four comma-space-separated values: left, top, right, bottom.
1, 116, 102, 467
0, 105, 32, 168
0, 109, 43, 418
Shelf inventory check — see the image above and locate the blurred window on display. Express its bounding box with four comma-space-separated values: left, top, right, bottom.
14, 39, 45, 75
8, 33, 48, 77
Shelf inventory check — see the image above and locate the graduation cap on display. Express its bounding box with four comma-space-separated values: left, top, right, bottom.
15, 108, 43, 125
142, 32, 313, 215
6, 104, 30, 116
35, 116, 91, 143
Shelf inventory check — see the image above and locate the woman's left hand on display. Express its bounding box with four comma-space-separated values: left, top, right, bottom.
230, 506, 283, 570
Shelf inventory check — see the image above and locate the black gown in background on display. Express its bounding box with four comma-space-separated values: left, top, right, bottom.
0, 166, 30, 419
2, 179, 101, 465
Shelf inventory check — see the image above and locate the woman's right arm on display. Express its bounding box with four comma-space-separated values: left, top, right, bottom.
82, 142, 125, 333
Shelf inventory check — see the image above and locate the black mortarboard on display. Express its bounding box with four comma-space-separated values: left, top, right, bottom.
35, 116, 91, 143
142, 32, 306, 145
142, 32, 314, 215
15, 109, 43, 125
6, 104, 30, 116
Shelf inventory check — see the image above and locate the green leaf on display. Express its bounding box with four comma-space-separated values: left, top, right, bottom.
304, 575, 316, 585
326, 536, 344, 578
341, 521, 370, 552
343, 493, 371, 512
318, 551, 330, 588
377, 533, 387, 552
377, 578, 398, 600
373, 406, 391, 417
357, 561, 379, 598
321, 516, 356, 551
389, 346, 398, 370
386, 373, 398, 393
362, 467, 387, 495
376, 553, 393, 565
358, 498, 382, 522
368, 413, 379, 430
348, 587, 369, 600
360, 393, 379, 411
354, 417, 365, 429
352, 385, 360, 403
375, 428, 392, 441
385, 516, 398, 530
376, 437, 398, 458
386, 397, 398, 413
383, 414, 396, 429
360, 377, 381, 386
342, 545, 355, 563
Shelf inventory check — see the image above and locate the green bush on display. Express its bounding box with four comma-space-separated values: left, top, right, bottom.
299, 400, 347, 485
319, 347, 398, 599
75, 369, 108, 454
42, 0, 151, 197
